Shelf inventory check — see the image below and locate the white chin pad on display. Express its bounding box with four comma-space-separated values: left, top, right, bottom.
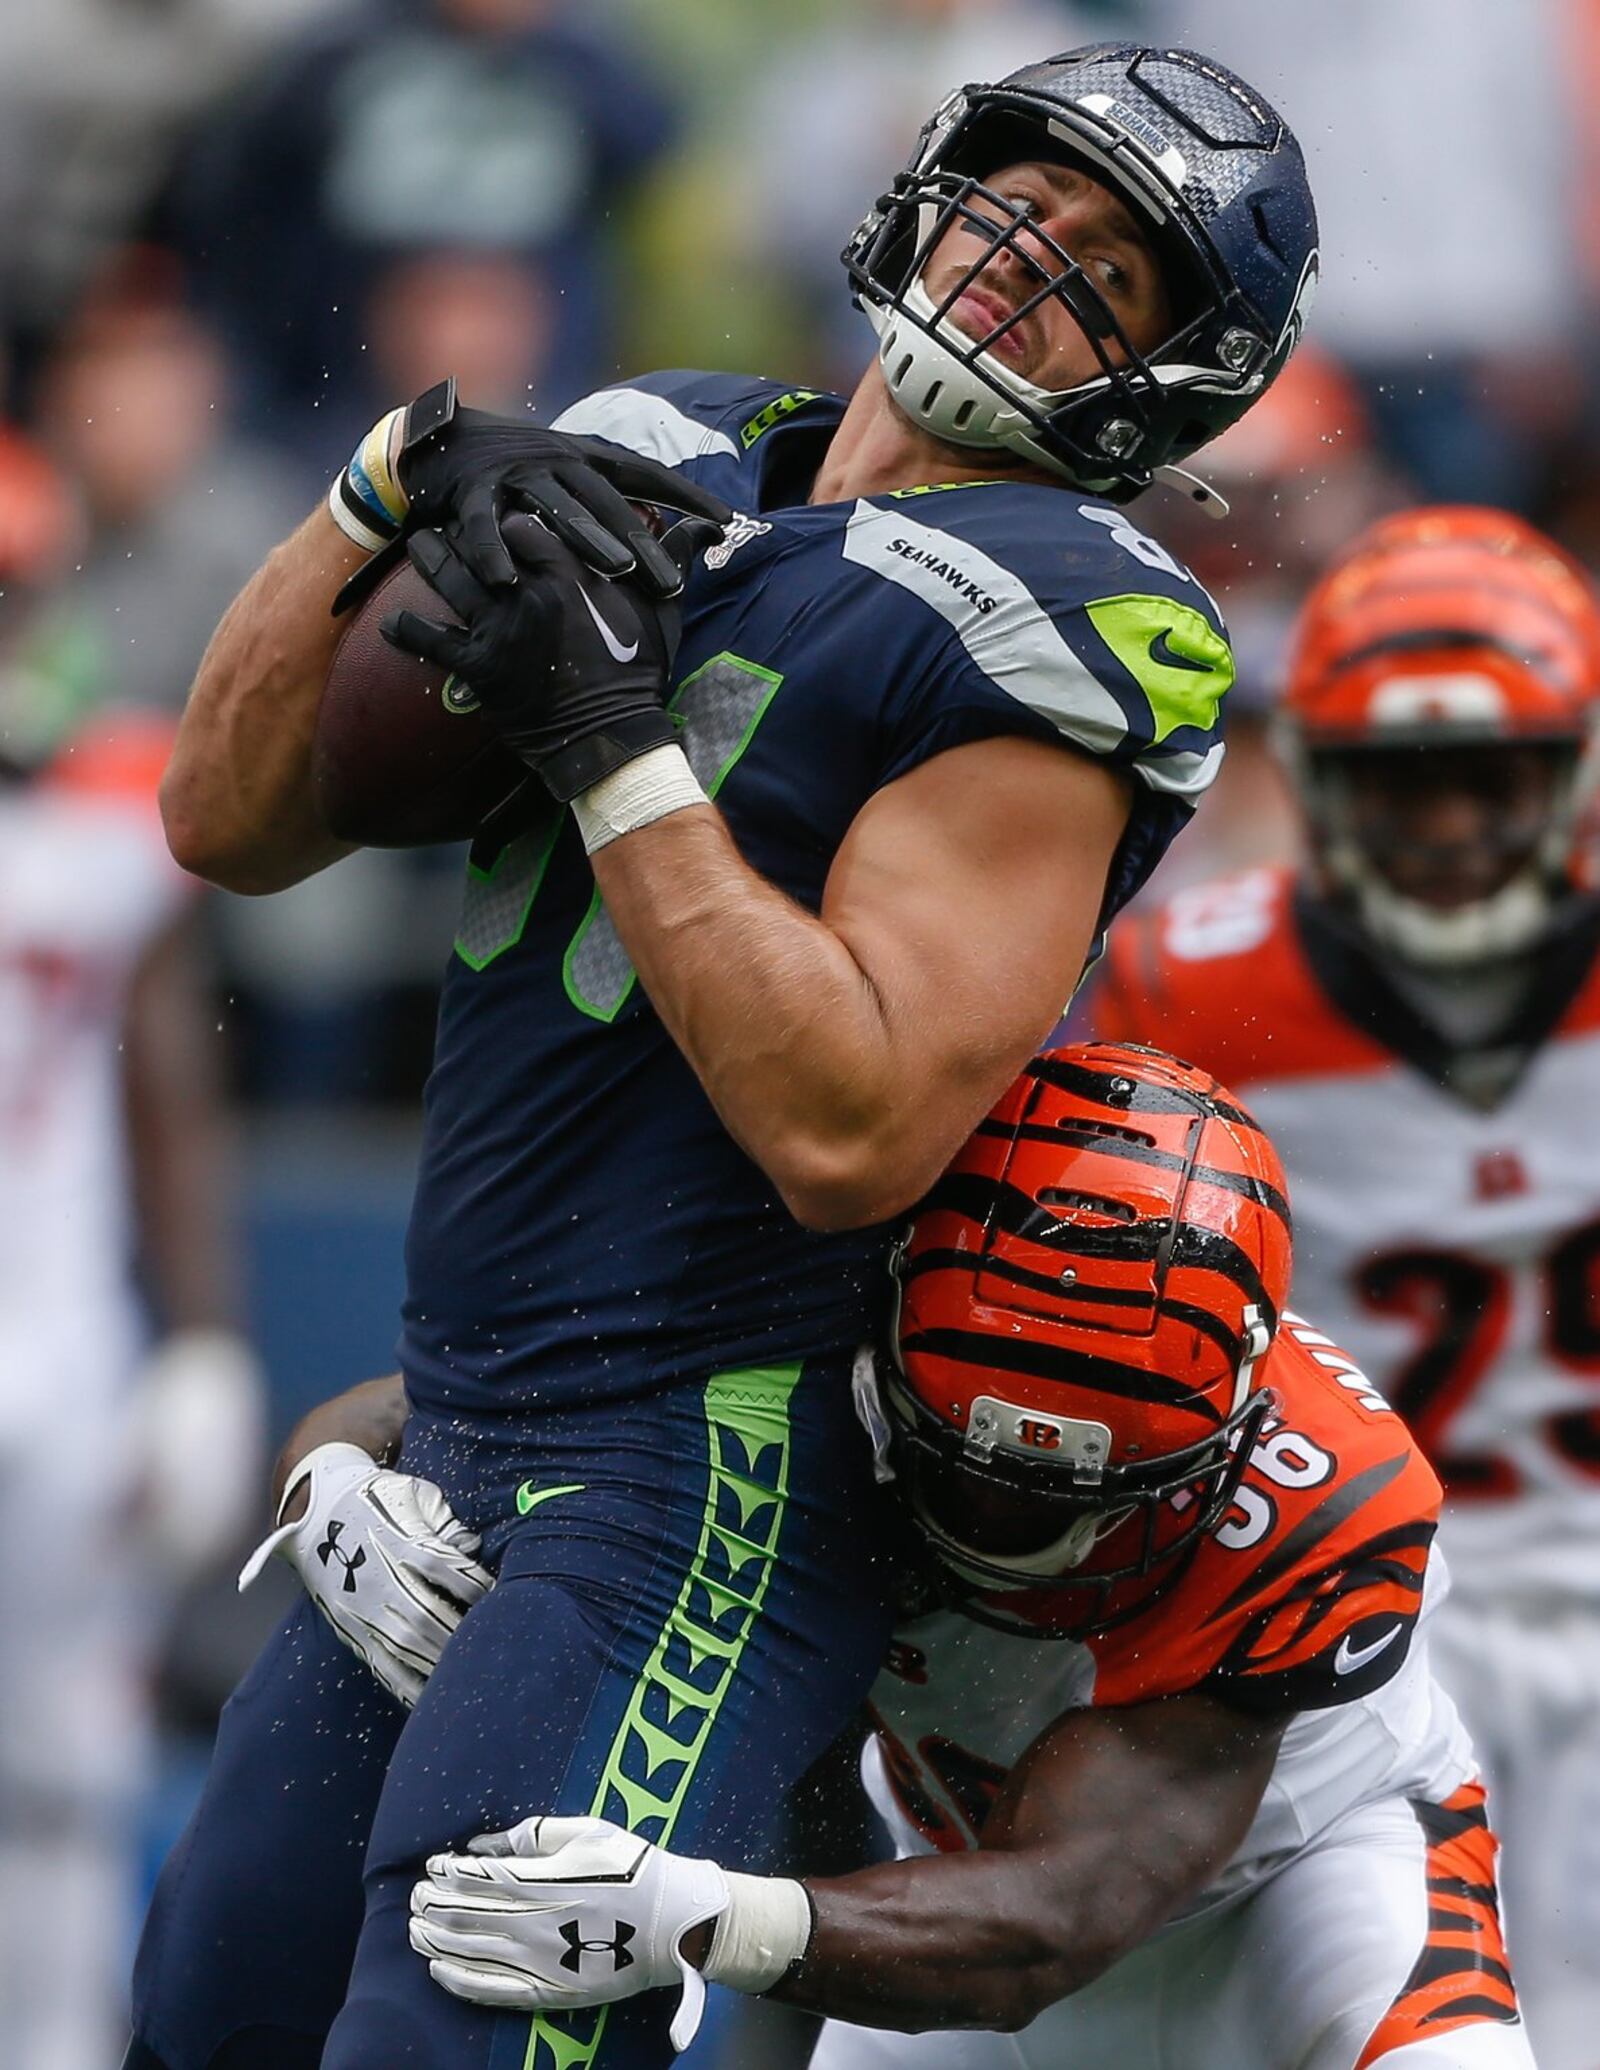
1346, 861, 1555, 967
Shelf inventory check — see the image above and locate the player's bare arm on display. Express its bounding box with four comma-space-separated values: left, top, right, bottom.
767, 1691, 1284, 2033
162, 389, 732, 893
161, 506, 367, 893
591, 737, 1130, 1229
410, 1688, 1282, 2036
271, 1370, 409, 1515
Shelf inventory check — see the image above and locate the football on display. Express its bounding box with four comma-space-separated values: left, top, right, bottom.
311, 552, 530, 848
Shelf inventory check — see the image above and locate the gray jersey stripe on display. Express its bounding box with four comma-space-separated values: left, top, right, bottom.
552, 388, 739, 465
843, 501, 1131, 755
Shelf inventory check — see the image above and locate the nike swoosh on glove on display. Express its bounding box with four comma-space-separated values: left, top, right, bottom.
382, 510, 721, 800
239, 1442, 493, 1707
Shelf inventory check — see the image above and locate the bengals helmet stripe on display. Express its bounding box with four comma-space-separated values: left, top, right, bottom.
904, 1325, 1231, 1414
885, 1041, 1294, 1634
981, 1116, 1295, 1221
1025, 1050, 1272, 1132
1283, 505, 1600, 746
907, 1164, 1283, 1315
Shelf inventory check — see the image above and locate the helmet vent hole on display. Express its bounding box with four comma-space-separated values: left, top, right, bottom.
952, 398, 977, 430
1056, 1119, 1158, 1150
1038, 1187, 1137, 1224
922, 380, 944, 411
894, 352, 915, 387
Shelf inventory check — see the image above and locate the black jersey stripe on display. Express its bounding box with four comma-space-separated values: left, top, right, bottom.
899, 1323, 1225, 1416
1413, 1791, 1492, 1845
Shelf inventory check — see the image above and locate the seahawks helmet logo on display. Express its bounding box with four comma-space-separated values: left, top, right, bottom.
440, 673, 481, 716
1275, 250, 1320, 361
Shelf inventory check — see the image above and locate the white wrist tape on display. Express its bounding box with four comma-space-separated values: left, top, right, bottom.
703, 1872, 813, 1994
571, 743, 708, 855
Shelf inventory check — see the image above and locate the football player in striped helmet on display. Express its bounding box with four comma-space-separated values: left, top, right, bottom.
1281, 506, 1600, 971
1096, 508, 1600, 2066
405, 1045, 1529, 2070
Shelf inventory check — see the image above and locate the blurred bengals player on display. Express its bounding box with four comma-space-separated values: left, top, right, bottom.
1095, 507, 1600, 2069
0, 434, 262, 2070
401, 1044, 1530, 2070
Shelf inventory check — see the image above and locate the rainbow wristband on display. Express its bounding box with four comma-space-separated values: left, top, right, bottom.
328, 407, 409, 551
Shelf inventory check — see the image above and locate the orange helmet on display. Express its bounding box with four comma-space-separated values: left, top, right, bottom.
1279, 505, 1600, 962
883, 1041, 1291, 1635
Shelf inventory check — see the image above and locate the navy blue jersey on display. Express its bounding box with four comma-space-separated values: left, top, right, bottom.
399, 371, 1235, 1415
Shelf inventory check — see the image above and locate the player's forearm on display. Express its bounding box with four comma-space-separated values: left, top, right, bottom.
590, 812, 957, 1230
767, 1851, 1119, 2033
272, 1373, 410, 1516
161, 507, 365, 893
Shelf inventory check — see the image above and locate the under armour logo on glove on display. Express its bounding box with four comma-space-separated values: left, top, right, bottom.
316, 1518, 368, 1592
558, 1918, 637, 1974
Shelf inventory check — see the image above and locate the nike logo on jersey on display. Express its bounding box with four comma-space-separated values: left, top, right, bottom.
516, 1480, 587, 1516
1334, 1623, 1404, 1675
1146, 625, 1218, 673
577, 584, 640, 663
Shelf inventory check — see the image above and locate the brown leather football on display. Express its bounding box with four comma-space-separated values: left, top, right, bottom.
311, 556, 531, 848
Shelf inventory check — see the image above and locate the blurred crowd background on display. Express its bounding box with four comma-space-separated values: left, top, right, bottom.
1, 0, 1596, 2054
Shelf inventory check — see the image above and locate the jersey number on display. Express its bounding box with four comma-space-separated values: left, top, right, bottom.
1355, 1218, 1600, 1495
454, 652, 782, 1011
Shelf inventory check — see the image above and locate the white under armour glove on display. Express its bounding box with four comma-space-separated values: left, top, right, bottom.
409, 1815, 812, 2051
135, 1329, 267, 1577
238, 1442, 493, 1707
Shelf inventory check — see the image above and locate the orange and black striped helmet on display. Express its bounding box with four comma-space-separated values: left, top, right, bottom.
1283, 505, 1600, 749
884, 1041, 1292, 1632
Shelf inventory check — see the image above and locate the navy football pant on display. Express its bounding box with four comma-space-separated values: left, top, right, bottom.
128, 1360, 895, 2069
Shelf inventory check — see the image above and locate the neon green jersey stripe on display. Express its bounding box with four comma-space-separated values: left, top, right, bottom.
520, 1362, 804, 2070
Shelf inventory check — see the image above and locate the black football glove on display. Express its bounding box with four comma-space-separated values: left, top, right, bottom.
335, 379, 735, 615
403, 378, 732, 595
381, 511, 718, 801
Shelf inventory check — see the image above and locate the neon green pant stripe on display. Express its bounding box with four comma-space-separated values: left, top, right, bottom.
520, 1362, 804, 2070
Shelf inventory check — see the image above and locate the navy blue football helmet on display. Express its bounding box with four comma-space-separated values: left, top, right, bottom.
843, 44, 1319, 503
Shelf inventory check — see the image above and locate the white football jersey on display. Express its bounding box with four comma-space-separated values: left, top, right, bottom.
866, 1321, 1473, 1914
1097, 866, 1600, 1608
0, 751, 188, 1437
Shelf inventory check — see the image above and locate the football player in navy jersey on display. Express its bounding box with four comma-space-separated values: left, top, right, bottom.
131, 46, 1318, 2070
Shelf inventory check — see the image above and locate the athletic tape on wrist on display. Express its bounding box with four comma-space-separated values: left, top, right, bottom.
571, 742, 708, 854
328, 406, 408, 551
703, 1873, 813, 1994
